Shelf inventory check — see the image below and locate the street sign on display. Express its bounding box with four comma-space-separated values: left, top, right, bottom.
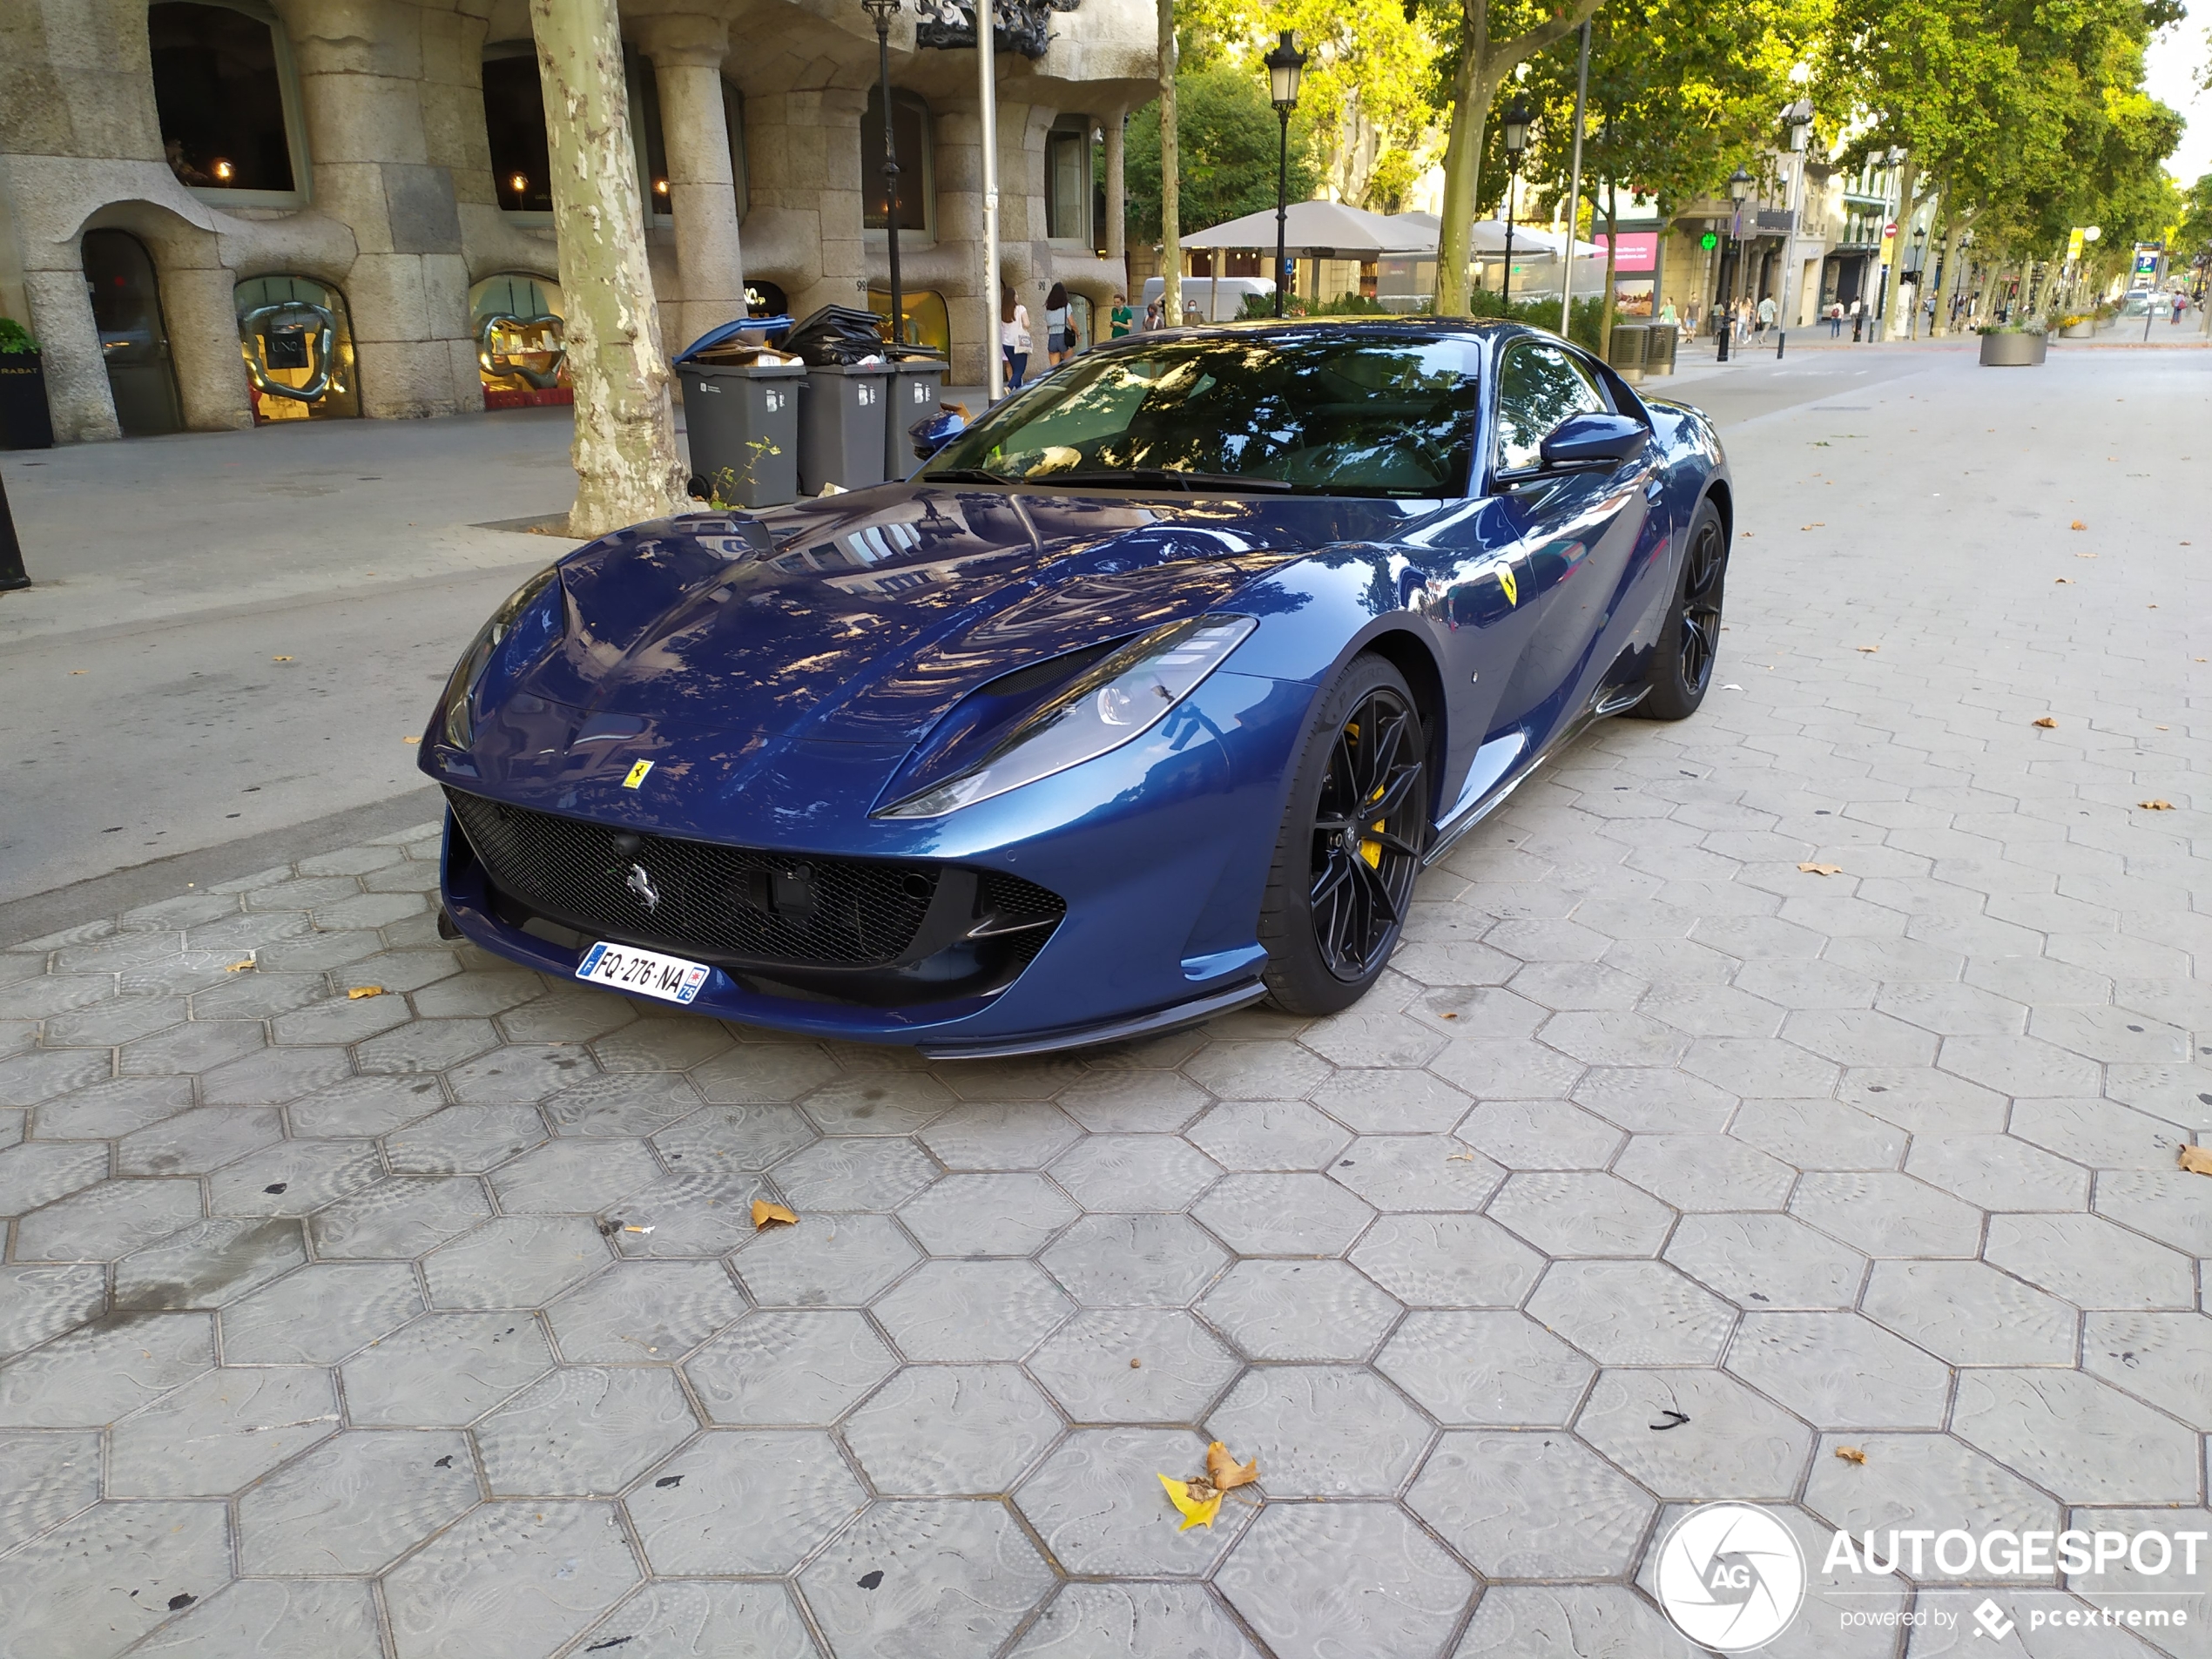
1700, 232, 1718, 250
1885, 221, 1897, 237
2066, 227, 2084, 263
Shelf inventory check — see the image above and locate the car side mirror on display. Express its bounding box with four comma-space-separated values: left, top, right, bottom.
1539, 411, 1649, 469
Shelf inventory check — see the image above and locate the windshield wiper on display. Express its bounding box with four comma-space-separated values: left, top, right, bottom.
1033, 468, 1297, 493
921, 468, 1018, 484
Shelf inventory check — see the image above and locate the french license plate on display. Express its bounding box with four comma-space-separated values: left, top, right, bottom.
575, 941, 711, 1005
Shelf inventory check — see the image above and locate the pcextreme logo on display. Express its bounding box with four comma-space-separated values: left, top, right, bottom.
1655, 1504, 1807, 1651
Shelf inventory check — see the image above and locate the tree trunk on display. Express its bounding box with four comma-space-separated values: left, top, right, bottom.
1597, 185, 1619, 357
531, 0, 687, 538
1884, 157, 1919, 338
1928, 196, 1967, 338
1433, 0, 1602, 317
1157, 0, 1180, 324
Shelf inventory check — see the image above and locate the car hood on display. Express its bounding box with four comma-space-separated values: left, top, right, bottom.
507, 486, 1429, 745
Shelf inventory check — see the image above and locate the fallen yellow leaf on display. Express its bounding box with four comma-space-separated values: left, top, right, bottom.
1855, 644, 1878, 653
2076, 551, 2097, 558
2139, 800, 2175, 811
1797, 862, 1844, 876
226, 959, 257, 973
273, 655, 293, 662
347, 985, 386, 999
2070, 520, 2087, 530
752, 1199, 798, 1230
2179, 1146, 2212, 1176
1834, 1446, 1869, 1466
1158, 1474, 1223, 1531
402, 736, 420, 744
1207, 1441, 1260, 1493
2033, 717, 2057, 729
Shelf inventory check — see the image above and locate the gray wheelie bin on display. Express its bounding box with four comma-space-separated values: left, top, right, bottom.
797, 363, 893, 495
679, 361, 803, 508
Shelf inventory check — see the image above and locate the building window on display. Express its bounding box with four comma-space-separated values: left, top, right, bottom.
867, 287, 949, 355
724, 78, 749, 221
863, 90, 931, 235
482, 44, 550, 213
484, 44, 674, 221
235, 274, 358, 422
1044, 124, 1090, 242
471, 273, 571, 411
149, 0, 306, 203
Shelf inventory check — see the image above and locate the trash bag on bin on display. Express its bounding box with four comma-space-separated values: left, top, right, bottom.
782, 305, 890, 366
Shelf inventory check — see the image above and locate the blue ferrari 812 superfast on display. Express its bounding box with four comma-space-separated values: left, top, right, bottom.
421, 320, 1733, 1056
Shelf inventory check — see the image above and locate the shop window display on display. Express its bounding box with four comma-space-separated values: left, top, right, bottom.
472, 273, 570, 409
234, 274, 359, 421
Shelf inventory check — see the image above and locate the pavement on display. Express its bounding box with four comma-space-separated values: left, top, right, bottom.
0, 345, 2208, 1659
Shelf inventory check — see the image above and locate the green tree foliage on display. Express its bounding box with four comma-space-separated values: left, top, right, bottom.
2180, 172, 2212, 255
1123, 64, 1323, 240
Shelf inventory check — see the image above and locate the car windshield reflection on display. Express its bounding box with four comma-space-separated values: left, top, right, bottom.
922, 333, 1483, 499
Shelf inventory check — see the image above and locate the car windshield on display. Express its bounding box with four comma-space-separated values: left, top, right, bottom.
921, 333, 1483, 497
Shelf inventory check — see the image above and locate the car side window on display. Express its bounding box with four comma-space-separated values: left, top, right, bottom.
1493, 341, 1609, 474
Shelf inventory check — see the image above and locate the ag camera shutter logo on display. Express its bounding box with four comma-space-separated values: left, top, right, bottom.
1656, 1503, 1808, 1650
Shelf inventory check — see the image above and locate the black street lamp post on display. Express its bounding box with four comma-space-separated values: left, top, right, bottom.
1720, 165, 1751, 361
1265, 30, 1305, 318
1501, 100, 1530, 307
860, 0, 904, 350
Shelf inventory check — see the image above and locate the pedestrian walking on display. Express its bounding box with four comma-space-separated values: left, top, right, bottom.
1001, 287, 1031, 391
1757, 294, 1776, 334
1143, 297, 1162, 332
1827, 302, 1843, 339
1109, 292, 1133, 338
1849, 297, 1863, 341
2173, 291, 2187, 327
1044, 282, 1071, 368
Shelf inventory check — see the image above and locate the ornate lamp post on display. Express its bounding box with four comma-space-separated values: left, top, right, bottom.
1264, 30, 1306, 318
1720, 165, 1751, 361
1774, 97, 1813, 356
860, 0, 905, 350
1501, 100, 1531, 307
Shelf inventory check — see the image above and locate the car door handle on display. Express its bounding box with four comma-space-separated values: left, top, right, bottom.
1642, 472, 1665, 502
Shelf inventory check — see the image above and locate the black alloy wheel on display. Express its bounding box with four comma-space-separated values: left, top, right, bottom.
1630, 497, 1730, 721
1259, 655, 1428, 1014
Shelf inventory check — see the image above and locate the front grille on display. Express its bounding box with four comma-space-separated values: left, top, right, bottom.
445, 787, 1064, 976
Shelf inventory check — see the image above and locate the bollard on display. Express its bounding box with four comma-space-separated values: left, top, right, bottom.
0, 468, 29, 592
1776, 329, 1786, 360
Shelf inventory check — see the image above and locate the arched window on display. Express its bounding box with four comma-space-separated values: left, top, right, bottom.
235, 274, 359, 421
148, 0, 307, 204
862, 90, 931, 237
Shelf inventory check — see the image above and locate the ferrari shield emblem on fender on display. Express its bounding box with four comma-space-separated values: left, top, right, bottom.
1498, 566, 1518, 608
622, 759, 654, 789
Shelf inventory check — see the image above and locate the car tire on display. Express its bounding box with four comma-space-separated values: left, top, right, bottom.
1258, 654, 1429, 1016
1628, 496, 1729, 722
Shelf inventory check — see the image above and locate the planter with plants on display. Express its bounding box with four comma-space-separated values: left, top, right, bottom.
1977, 322, 2047, 366
2055, 314, 2097, 340
0, 319, 53, 449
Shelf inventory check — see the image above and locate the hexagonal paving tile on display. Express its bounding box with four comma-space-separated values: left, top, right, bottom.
731, 1211, 922, 1308
1982, 1212, 2197, 1310
108, 1365, 337, 1497
15, 1177, 205, 1263
339, 1312, 553, 1426
1027, 1306, 1242, 1425
799, 1496, 1055, 1658
309, 1176, 492, 1259
1049, 1135, 1223, 1212
872, 1260, 1073, 1362
1199, 1259, 1402, 1361
916, 1099, 1084, 1170
1377, 1310, 1595, 1426
421, 1215, 608, 1310
0, 1264, 105, 1360
1039, 1213, 1231, 1308
1009, 1581, 1263, 1658
1206, 1366, 1431, 1497
112, 1217, 307, 1311
769, 1136, 938, 1211
1187, 1098, 1352, 1170
1217, 1501, 1474, 1659
1861, 1258, 2078, 1366
1789, 1172, 1984, 1258
1613, 1133, 1797, 1211
0, 1498, 233, 1659
473, 1366, 697, 1495
685, 1309, 897, 1426
897, 1173, 1079, 1256
2080, 1311, 2212, 1430
0, 1311, 213, 1426
1951, 1368, 2200, 1503
1575, 1367, 1813, 1500
843, 1365, 1062, 1494
568, 1581, 816, 1659
1406, 1428, 1655, 1577
1455, 1584, 1699, 1658
1524, 1260, 1735, 1366
544, 1260, 745, 1364
1799, 1431, 2061, 1566
1662, 1211, 1867, 1311
1192, 1172, 1377, 1256
122, 1577, 385, 1659
1326, 1135, 1504, 1211
1488, 1171, 1676, 1258
1013, 1426, 1231, 1575
1725, 1312, 1953, 1430
1312, 1068, 1472, 1133
237, 1429, 480, 1573
627, 1430, 865, 1574
1350, 1213, 1547, 1308
381, 1499, 640, 1659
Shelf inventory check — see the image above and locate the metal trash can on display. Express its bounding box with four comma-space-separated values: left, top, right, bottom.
1605, 322, 1650, 381
1642, 322, 1678, 376
797, 363, 893, 495
886, 358, 947, 478
679, 361, 803, 508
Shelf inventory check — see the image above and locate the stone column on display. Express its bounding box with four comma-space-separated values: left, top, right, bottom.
1103, 111, 1126, 268
273, 0, 477, 420
21, 266, 120, 443
637, 16, 747, 354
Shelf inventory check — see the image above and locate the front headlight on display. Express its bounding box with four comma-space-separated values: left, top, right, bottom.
439, 565, 562, 749
878, 613, 1258, 818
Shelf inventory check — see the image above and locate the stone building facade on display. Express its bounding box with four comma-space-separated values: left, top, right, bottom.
0, 0, 1153, 444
